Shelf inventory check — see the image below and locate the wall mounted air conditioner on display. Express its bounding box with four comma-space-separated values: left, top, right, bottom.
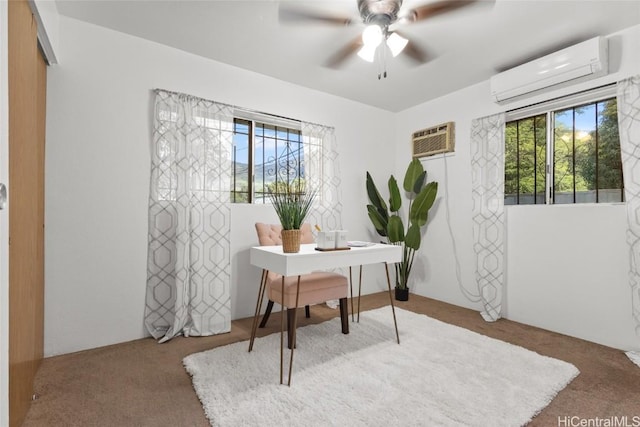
490, 36, 608, 103
412, 122, 455, 158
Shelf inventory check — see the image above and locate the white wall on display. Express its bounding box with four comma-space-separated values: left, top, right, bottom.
395, 25, 640, 350
44, 16, 395, 356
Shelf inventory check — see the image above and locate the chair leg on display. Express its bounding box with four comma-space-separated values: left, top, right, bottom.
305, 305, 310, 318
287, 308, 296, 349
259, 300, 274, 328
339, 297, 349, 334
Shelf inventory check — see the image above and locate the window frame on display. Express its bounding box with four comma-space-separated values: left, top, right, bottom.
231, 118, 253, 203
231, 112, 306, 204
504, 84, 623, 206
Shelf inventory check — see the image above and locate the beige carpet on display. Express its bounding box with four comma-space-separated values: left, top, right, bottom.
23, 293, 640, 426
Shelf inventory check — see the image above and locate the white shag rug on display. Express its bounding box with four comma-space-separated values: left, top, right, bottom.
627, 351, 640, 368
184, 307, 579, 427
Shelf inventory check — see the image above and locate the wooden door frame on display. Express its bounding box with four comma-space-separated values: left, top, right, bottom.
6, 0, 49, 425
2, 0, 55, 424
1, 1, 11, 426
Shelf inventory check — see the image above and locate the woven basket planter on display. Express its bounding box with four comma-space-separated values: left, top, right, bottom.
281, 229, 301, 253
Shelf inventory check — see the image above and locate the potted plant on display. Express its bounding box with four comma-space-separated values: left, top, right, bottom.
366, 159, 438, 300
269, 185, 316, 253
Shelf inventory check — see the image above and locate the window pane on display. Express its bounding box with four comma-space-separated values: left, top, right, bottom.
231, 119, 250, 203
230, 117, 308, 204
534, 115, 547, 204
504, 122, 518, 205
506, 95, 622, 206
235, 121, 249, 134
553, 98, 623, 204
574, 104, 596, 203
504, 114, 546, 205
596, 100, 623, 202
254, 126, 270, 204
253, 123, 304, 203
518, 119, 536, 204
554, 109, 575, 204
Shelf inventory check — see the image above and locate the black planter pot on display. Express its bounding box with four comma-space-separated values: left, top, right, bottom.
395, 287, 409, 301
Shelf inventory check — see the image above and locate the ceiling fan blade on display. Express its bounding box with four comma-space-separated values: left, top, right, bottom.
324, 35, 363, 69
404, 0, 485, 23
402, 40, 431, 64
392, 31, 431, 64
279, 7, 353, 26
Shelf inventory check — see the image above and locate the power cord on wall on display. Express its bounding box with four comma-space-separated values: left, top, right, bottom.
442, 152, 481, 303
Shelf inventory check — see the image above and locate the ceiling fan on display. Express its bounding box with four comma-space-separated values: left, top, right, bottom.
279, 0, 486, 69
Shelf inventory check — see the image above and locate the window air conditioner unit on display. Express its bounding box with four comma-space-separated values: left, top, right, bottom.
412, 122, 455, 158
490, 36, 608, 103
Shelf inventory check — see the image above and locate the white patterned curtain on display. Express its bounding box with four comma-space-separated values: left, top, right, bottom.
470, 113, 506, 322
618, 76, 640, 352
301, 122, 343, 230
144, 89, 233, 343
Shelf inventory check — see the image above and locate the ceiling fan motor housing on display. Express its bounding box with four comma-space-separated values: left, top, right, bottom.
357, 0, 403, 27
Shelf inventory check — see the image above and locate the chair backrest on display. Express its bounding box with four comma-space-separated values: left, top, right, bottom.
255, 223, 314, 246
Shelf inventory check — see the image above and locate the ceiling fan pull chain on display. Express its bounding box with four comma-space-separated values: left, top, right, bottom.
382, 44, 388, 79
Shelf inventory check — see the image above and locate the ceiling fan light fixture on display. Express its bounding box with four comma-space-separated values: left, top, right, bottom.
357, 43, 378, 62
386, 32, 408, 57
361, 24, 383, 47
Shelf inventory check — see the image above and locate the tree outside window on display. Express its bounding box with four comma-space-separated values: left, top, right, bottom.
505, 97, 623, 205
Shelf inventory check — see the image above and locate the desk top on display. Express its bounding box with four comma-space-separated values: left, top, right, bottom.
250, 243, 402, 276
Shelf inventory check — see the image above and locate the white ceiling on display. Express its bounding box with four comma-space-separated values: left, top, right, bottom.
54, 0, 640, 112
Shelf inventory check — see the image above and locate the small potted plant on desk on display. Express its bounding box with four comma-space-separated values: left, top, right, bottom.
366, 159, 438, 301
269, 185, 316, 253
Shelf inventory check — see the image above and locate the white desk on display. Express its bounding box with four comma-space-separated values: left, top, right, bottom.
248, 243, 402, 385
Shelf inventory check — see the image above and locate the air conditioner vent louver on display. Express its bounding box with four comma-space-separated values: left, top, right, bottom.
412, 122, 455, 158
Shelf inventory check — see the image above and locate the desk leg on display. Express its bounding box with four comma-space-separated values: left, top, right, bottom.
357, 265, 363, 323
384, 263, 400, 345
280, 277, 286, 384
349, 267, 354, 322
287, 275, 302, 386
249, 269, 268, 352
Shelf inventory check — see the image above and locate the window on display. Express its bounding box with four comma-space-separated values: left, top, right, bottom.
505, 114, 547, 204
231, 119, 251, 203
505, 91, 623, 205
231, 118, 306, 204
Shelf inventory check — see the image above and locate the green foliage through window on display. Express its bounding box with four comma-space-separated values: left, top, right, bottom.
505, 97, 623, 205
505, 115, 546, 205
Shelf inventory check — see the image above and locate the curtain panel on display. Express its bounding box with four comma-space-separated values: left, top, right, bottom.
301, 122, 343, 231
144, 89, 233, 342
618, 75, 640, 342
470, 113, 506, 322
301, 122, 345, 298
